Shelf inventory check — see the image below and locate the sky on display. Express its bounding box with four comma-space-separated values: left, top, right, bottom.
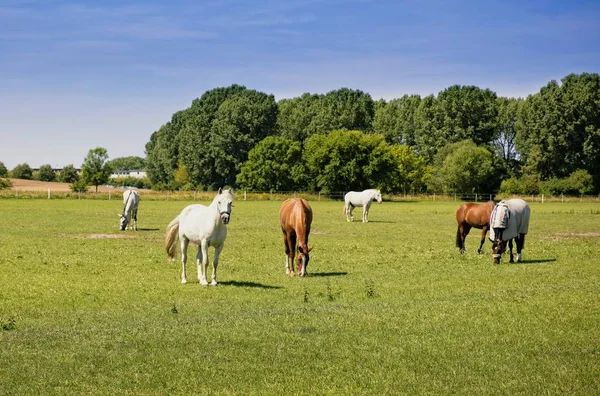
1, 0, 599, 169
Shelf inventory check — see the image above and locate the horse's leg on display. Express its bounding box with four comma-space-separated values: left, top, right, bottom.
288, 233, 297, 276
211, 242, 224, 286
282, 231, 291, 275
133, 209, 138, 231
348, 205, 354, 222
362, 203, 368, 222
344, 203, 351, 222
508, 239, 515, 263
477, 225, 488, 254
516, 234, 525, 262
180, 237, 189, 284
458, 224, 470, 254
198, 240, 209, 286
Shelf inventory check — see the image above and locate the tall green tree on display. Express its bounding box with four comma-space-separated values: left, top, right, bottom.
0, 161, 8, 177
494, 97, 522, 174
38, 164, 56, 182
81, 147, 112, 192
57, 164, 80, 183
107, 156, 145, 171
428, 140, 501, 194
276, 93, 323, 142
373, 94, 421, 146
276, 88, 374, 143
516, 73, 600, 190
304, 130, 396, 193
414, 86, 498, 162
237, 136, 306, 191
11, 163, 33, 180
208, 93, 278, 187
388, 145, 432, 194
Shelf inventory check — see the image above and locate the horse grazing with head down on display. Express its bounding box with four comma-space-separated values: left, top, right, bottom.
489, 198, 530, 264
118, 189, 140, 231
455, 200, 495, 254
343, 189, 382, 222
165, 188, 234, 286
280, 198, 313, 277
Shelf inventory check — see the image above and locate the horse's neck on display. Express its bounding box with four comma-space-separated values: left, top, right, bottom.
365, 190, 376, 201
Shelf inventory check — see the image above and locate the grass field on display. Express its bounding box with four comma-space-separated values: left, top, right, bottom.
1, 198, 599, 395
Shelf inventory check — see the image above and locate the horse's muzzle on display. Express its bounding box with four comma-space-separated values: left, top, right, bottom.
221, 213, 230, 224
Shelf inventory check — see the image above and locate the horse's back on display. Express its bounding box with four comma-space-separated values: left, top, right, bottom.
179, 204, 225, 243
506, 199, 530, 235
280, 198, 312, 232
458, 201, 494, 228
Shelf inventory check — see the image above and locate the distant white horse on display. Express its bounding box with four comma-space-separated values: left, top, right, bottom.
118, 189, 139, 231
343, 189, 383, 222
165, 188, 234, 286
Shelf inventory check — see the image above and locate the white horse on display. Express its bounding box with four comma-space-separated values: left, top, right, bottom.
165, 188, 234, 286
343, 189, 383, 222
489, 198, 530, 264
118, 189, 139, 231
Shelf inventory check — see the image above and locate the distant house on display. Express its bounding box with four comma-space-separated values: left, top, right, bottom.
110, 169, 147, 179
33, 167, 82, 174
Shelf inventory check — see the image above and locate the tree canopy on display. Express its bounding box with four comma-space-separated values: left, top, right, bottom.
81, 147, 112, 192
141, 73, 600, 194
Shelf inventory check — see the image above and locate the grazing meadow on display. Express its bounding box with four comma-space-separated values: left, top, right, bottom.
1, 198, 599, 395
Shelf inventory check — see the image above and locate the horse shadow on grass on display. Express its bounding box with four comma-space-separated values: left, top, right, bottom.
309, 271, 348, 277
219, 280, 281, 289
514, 258, 557, 265
136, 228, 161, 232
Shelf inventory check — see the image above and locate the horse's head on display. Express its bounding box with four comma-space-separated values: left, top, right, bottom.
118, 213, 128, 231
296, 245, 313, 276
215, 187, 234, 224
375, 190, 382, 204
492, 237, 507, 264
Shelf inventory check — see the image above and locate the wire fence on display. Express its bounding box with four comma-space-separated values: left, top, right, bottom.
2, 187, 600, 203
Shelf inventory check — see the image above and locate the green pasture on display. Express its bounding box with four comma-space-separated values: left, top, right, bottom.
1, 199, 599, 395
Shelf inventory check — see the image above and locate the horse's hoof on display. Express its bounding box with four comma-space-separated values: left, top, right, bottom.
181, 279, 187, 284
211, 281, 218, 286
200, 282, 208, 287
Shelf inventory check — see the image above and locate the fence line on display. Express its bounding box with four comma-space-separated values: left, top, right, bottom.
2, 187, 600, 203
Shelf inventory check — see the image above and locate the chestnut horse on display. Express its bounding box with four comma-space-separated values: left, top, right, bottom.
279, 198, 313, 277
455, 200, 496, 254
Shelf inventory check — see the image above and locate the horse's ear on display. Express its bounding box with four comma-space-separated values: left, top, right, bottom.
218, 187, 223, 194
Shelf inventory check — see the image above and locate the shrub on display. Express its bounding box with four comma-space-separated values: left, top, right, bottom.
498, 177, 525, 195
70, 179, 89, 193
0, 178, 12, 190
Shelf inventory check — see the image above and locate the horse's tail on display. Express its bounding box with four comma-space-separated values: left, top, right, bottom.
165, 216, 180, 261
456, 227, 462, 248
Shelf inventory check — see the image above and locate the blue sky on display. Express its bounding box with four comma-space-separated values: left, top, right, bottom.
1, 0, 599, 169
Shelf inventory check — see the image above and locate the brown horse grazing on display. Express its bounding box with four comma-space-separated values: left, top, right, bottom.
279, 198, 313, 277
455, 200, 496, 254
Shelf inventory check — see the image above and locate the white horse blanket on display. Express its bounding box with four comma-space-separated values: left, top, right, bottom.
489, 198, 530, 241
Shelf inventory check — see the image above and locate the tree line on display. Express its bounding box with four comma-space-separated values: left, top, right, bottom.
2, 72, 598, 195
144, 73, 600, 195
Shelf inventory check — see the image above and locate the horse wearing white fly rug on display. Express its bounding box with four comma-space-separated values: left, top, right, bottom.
118, 189, 139, 231
489, 198, 530, 264
343, 189, 382, 222
165, 188, 234, 286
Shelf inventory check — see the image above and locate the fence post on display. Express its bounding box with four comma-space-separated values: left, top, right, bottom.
109, 190, 111, 200
561, 193, 564, 203
194, 191, 196, 201
318, 192, 321, 201
542, 194, 544, 203
48, 188, 50, 199
244, 190, 247, 201
475, 193, 478, 202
